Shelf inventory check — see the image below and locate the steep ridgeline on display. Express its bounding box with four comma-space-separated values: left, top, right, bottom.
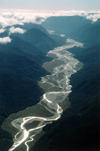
2, 23, 49, 36
0, 25, 59, 150
34, 44, 100, 151
0, 45, 47, 150
30, 16, 100, 151
41, 16, 100, 47
16, 28, 58, 53
14, 23, 49, 34
6, 35, 47, 64
2, 37, 83, 151
0, 44, 48, 122
0, 23, 59, 53
0, 16, 99, 151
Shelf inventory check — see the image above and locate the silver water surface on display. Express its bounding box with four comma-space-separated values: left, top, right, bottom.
8, 38, 83, 151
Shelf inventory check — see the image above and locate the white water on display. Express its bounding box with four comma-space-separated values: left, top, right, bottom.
8, 38, 83, 151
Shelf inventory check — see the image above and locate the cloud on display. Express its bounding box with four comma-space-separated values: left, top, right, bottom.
86, 13, 100, 22
9, 27, 26, 34
60, 34, 65, 37
0, 37, 12, 44
0, 9, 100, 29
47, 10, 100, 22
0, 11, 24, 27
0, 28, 5, 33
48, 30, 66, 38
0, 10, 46, 27
47, 30, 55, 34
0, 10, 99, 45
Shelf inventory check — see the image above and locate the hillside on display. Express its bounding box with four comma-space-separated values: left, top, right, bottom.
42, 16, 100, 47
16, 28, 58, 53
31, 44, 100, 151
0, 44, 49, 121
30, 16, 100, 151
0, 23, 60, 150
0, 38, 50, 150
0, 15, 99, 151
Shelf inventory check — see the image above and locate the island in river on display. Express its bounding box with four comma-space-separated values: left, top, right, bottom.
2, 38, 83, 151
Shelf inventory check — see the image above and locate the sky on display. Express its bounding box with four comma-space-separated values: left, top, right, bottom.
0, 0, 100, 11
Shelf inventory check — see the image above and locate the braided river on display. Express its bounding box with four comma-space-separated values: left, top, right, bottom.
8, 38, 83, 151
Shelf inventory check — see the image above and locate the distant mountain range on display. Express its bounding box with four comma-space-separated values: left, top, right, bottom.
0, 16, 99, 151
31, 16, 100, 151
42, 16, 100, 47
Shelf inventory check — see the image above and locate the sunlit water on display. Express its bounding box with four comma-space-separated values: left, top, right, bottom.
8, 38, 83, 151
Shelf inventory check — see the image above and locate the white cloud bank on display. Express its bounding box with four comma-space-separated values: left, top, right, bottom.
86, 13, 100, 22
0, 37, 12, 44
0, 10, 100, 28
0, 9, 99, 45
9, 27, 26, 34
0, 28, 5, 33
